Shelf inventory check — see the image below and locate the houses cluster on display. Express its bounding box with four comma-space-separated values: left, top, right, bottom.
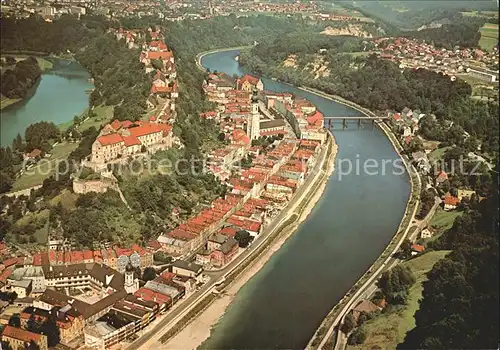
82, 29, 177, 172
386, 106, 480, 224
86, 119, 173, 171
149, 71, 325, 270
152, 136, 322, 270
2, 0, 87, 20
268, 91, 327, 143
0, 237, 206, 349
388, 107, 427, 147
374, 37, 499, 82
0, 244, 154, 296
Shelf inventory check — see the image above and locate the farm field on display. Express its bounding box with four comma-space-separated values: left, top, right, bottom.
478, 23, 499, 51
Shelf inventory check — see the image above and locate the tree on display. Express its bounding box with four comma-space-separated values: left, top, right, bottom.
39, 315, 60, 347
217, 132, 226, 142
8, 314, 21, 328
1, 340, 13, 350
142, 267, 157, 282
377, 265, 415, 305
396, 239, 412, 259
5, 56, 16, 65
153, 252, 172, 263
348, 327, 367, 345
234, 230, 252, 248
340, 313, 356, 334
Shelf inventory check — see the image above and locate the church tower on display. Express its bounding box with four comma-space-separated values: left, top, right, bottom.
247, 88, 260, 140
124, 263, 139, 294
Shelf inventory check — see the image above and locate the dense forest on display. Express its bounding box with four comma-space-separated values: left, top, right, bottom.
403, 15, 487, 49
399, 190, 499, 348
0, 14, 110, 54
1, 56, 42, 99
336, 0, 497, 30
75, 34, 151, 121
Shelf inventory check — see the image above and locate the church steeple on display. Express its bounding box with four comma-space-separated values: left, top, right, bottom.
247, 88, 260, 140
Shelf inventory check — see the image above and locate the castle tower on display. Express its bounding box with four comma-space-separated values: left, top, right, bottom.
124, 263, 139, 294
247, 88, 260, 140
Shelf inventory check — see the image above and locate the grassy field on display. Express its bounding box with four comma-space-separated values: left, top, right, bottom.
461, 11, 499, 18
58, 105, 114, 132
428, 146, 450, 162
12, 142, 79, 191
347, 251, 451, 350
12, 105, 112, 191
430, 207, 462, 233
478, 23, 499, 51
50, 189, 78, 210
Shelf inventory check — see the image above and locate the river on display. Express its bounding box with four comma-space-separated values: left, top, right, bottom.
0, 58, 93, 147
200, 49, 411, 349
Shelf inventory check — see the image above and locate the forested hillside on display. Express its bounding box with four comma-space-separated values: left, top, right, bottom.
239, 36, 499, 158
1, 56, 42, 99
75, 34, 151, 121
336, 0, 497, 30
0, 14, 110, 54
399, 190, 499, 349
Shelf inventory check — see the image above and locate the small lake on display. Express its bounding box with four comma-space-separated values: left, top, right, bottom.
1, 58, 93, 147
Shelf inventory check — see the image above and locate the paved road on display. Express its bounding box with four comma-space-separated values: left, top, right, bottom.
313, 122, 422, 350
409, 197, 441, 242
129, 139, 331, 350
330, 196, 440, 350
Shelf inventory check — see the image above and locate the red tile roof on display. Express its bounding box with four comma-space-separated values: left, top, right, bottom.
219, 227, 238, 238
147, 240, 162, 250
2, 325, 42, 343
83, 250, 93, 261
232, 129, 250, 146
134, 287, 172, 305
146, 51, 173, 60
150, 85, 172, 94
123, 135, 141, 147
97, 133, 124, 146
150, 41, 168, 50
2, 258, 18, 268
444, 195, 460, 206
111, 119, 122, 130
239, 74, 260, 86
411, 244, 425, 252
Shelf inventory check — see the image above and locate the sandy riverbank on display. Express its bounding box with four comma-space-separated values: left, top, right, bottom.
161, 138, 338, 350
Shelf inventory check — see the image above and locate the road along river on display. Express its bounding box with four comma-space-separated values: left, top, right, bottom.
177, 49, 410, 349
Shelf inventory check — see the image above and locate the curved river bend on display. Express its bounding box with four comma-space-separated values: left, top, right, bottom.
1, 58, 93, 146
200, 49, 411, 349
